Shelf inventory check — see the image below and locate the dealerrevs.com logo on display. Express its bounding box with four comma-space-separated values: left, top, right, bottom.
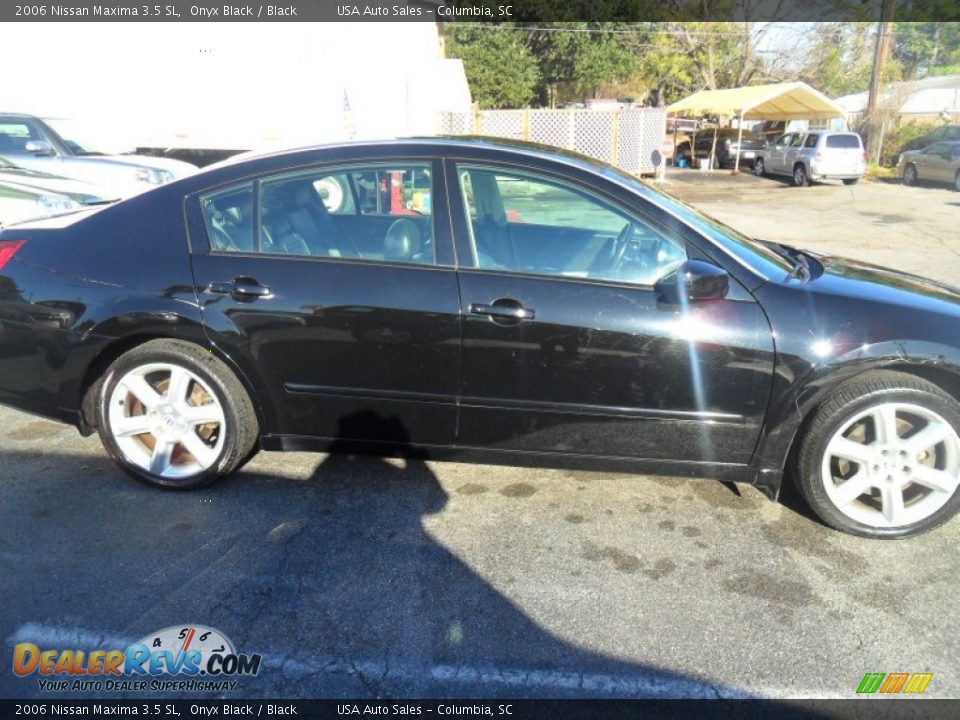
13, 625, 262, 693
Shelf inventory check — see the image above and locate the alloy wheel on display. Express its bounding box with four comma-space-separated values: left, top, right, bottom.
107, 362, 226, 479
793, 166, 807, 187
904, 165, 917, 186
821, 402, 960, 528
754, 158, 765, 176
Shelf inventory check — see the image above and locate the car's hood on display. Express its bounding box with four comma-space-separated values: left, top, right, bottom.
809, 252, 960, 315
116, 153, 198, 175
0, 167, 117, 203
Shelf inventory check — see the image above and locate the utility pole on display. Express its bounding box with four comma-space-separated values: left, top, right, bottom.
866, 0, 896, 162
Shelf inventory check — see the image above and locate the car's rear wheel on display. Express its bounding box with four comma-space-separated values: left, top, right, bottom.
954, 170, 960, 192
903, 163, 918, 186
792, 164, 809, 187
842, 178, 859, 185
96, 339, 259, 489
796, 372, 960, 538
754, 157, 765, 177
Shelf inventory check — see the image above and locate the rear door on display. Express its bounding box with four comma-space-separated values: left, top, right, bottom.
187, 158, 461, 447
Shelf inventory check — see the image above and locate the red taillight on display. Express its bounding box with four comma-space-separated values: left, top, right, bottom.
0, 240, 25, 271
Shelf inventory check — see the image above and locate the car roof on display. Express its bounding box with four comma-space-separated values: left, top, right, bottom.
202, 136, 619, 176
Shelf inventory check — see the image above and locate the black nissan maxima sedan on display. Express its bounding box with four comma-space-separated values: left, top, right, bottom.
2, 138, 960, 539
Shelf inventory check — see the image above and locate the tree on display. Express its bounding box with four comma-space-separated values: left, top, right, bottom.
444, 26, 540, 109
892, 21, 960, 78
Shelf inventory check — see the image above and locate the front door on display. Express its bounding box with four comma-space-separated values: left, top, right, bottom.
446, 161, 775, 465
766, 133, 793, 173
187, 159, 460, 447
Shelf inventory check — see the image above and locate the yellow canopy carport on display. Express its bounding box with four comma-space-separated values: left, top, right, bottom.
667, 82, 847, 171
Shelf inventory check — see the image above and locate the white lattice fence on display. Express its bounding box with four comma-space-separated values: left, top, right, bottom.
438, 108, 667, 174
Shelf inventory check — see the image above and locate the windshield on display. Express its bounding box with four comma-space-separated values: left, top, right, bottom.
601, 164, 794, 280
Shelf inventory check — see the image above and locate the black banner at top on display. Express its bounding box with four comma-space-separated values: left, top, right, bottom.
3, 0, 959, 23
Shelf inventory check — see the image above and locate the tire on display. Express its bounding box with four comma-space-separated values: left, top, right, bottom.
954, 171, 960, 192
795, 371, 960, 538
903, 163, 918, 186
842, 178, 859, 186
754, 157, 765, 177
792, 163, 809, 187
96, 339, 259, 489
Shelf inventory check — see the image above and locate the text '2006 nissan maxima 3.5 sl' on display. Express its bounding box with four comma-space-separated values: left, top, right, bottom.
2, 138, 960, 538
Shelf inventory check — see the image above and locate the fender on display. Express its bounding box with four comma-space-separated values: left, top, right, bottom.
63, 294, 278, 438
751, 339, 960, 488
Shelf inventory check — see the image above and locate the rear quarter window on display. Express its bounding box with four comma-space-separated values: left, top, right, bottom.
825, 134, 862, 149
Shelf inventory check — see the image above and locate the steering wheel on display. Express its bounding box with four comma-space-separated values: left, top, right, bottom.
610, 222, 635, 270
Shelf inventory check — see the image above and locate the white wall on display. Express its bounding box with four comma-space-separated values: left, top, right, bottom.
2, 23, 472, 152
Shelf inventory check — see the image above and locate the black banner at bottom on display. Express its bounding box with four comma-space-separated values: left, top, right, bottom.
2, 699, 959, 720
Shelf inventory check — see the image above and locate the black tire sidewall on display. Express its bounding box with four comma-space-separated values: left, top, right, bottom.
96, 344, 244, 490
755, 158, 765, 176
799, 386, 960, 538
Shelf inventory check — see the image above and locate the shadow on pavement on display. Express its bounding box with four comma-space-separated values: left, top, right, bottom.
0, 412, 830, 715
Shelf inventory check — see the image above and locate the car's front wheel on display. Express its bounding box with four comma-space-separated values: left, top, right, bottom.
903, 163, 918, 186
96, 339, 259, 489
796, 372, 960, 538
754, 157, 766, 177
954, 170, 960, 192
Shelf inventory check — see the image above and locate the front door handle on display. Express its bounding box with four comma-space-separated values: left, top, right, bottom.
207, 279, 272, 300
469, 302, 535, 321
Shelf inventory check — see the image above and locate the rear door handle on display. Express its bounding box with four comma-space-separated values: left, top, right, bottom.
469, 303, 535, 321
207, 279, 272, 299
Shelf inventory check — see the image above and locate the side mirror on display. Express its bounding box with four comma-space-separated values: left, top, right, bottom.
655, 260, 729, 304
24, 140, 55, 156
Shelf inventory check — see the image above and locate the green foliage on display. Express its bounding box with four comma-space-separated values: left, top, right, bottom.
445, 26, 540, 109
879, 121, 939, 167
444, 22, 954, 111
892, 21, 960, 79
800, 23, 885, 97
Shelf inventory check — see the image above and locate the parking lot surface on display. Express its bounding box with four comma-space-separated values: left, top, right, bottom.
3, 172, 960, 700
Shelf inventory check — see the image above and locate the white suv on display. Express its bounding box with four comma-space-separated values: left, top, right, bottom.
755, 131, 866, 187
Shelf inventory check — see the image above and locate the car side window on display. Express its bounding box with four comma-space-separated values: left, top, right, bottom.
199, 164, 437, 266
200, 183, 256, 253
789, 134, 805, 148
455, 165, 686, 287
0, 121, 44, 154
804, 134, 819, 148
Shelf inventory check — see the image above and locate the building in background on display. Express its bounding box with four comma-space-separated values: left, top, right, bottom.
1, 23, 472, 161
835, 74, 960, 126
